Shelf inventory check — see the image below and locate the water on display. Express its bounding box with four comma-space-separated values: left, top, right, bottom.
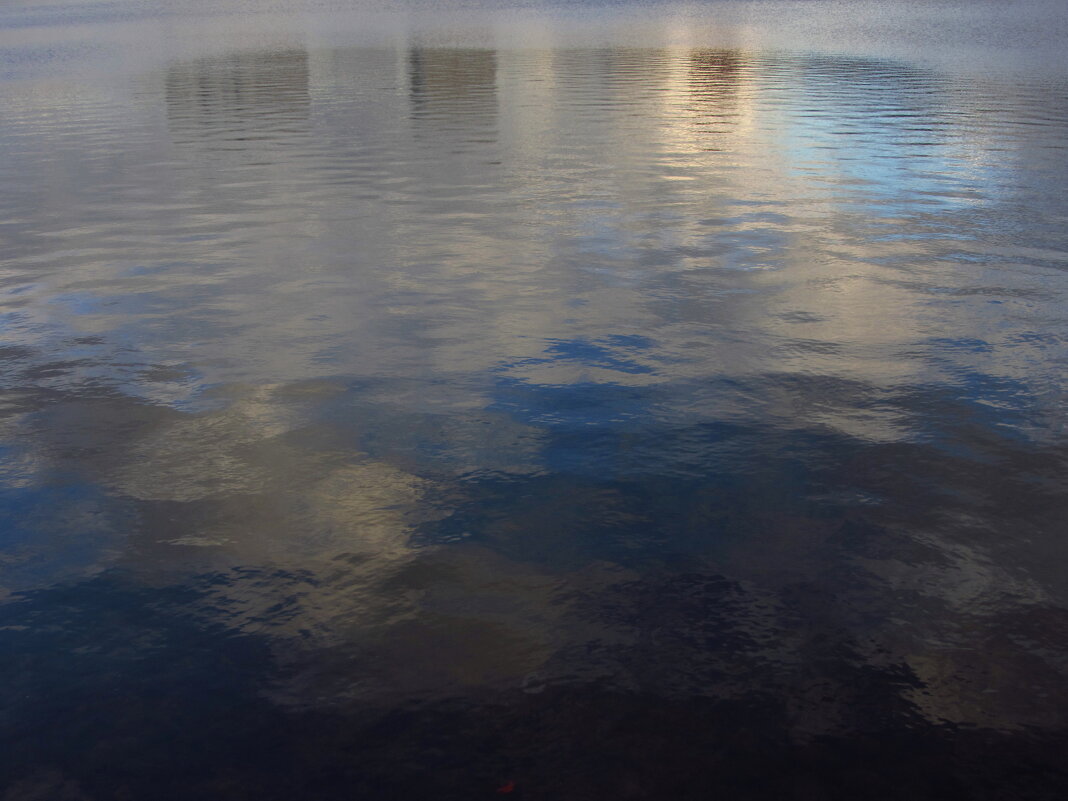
2, 0, 1068, 798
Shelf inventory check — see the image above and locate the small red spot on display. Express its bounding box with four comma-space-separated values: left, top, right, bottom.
496, 780, 516, 793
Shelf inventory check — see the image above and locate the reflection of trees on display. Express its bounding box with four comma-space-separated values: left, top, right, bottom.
408, 48, 497, 134
165, 49, 309, 145
688, 49, 746, 104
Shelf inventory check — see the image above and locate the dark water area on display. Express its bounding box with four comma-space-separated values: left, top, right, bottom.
3, 1, 1068, 798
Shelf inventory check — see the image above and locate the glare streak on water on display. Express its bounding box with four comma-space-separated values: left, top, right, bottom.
2, 2, 1068, 798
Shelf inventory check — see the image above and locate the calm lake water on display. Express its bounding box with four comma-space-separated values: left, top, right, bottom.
2, 0, 1068, 798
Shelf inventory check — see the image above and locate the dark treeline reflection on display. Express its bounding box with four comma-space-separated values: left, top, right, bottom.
409, 48, 497, 123
166, 49, 310, 146
2, 41, 1068, 801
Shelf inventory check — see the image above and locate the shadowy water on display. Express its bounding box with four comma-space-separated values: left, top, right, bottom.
2, 1, 1068, 798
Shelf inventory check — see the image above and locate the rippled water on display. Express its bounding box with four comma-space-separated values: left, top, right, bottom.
3, 1, 1068, 798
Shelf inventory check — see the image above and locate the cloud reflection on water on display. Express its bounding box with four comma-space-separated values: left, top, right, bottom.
2, 21, 1068, 796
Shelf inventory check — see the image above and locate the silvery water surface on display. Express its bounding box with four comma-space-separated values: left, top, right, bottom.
2, 0, 1068, 797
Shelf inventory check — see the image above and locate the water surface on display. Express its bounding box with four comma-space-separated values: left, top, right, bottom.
3, 1, 1068, 798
